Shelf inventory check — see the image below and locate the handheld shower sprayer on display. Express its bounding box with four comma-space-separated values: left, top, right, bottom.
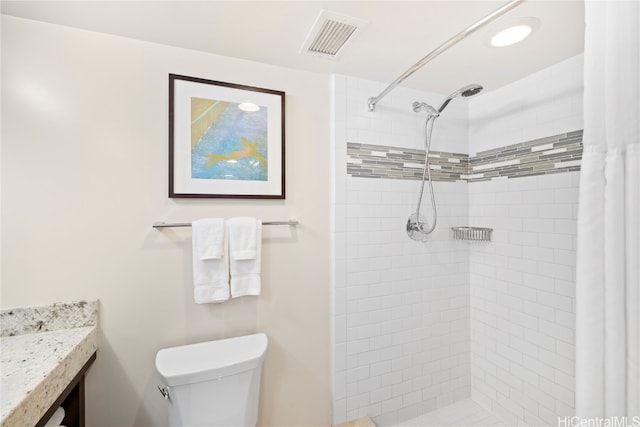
407, 83, 483, 242
437, 84, 484, 113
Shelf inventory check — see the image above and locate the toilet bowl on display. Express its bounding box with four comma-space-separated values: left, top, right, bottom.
155, 333, 268, 427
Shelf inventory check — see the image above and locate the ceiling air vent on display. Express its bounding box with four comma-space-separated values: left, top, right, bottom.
301, 10, 366, 60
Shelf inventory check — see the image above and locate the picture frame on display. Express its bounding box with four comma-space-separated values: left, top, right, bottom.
169, 74, 285, 198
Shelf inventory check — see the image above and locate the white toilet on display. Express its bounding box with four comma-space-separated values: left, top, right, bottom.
155, 333, 268, 427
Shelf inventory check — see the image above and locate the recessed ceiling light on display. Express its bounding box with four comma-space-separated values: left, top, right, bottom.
489, 17, 540, 47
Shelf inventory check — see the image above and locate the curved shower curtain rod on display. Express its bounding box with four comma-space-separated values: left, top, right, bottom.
367, 0, 525, 112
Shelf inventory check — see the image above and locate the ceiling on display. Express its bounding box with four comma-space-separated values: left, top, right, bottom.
0, 1, 585, 95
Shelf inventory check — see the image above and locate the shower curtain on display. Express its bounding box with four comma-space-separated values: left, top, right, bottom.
575, 0, 639, 419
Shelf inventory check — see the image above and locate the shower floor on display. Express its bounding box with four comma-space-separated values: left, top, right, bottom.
390, 399, 508, 427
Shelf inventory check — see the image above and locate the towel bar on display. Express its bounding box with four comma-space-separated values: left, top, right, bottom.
153, 220, 298, 229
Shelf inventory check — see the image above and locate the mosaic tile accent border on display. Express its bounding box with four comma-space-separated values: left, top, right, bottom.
347, 143, 468, 182
346, 130, 583, 182
469, 130, 583, 182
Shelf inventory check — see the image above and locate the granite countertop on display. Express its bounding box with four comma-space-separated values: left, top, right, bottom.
0, 300, 98, 427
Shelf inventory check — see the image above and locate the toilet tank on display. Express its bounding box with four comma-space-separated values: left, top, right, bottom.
155, 333, 268, 427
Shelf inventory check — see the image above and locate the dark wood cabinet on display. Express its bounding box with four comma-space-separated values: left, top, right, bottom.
35, 352, 96, 427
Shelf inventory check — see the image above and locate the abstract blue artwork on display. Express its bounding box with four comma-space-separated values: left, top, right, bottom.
191, 98, 268, 181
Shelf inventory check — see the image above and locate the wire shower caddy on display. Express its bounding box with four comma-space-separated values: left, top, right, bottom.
451, 227, 493, 242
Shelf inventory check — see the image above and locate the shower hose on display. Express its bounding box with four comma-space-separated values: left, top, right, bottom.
411, 113, 438, 238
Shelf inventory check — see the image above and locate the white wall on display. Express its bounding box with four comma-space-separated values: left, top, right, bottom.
467, 54, 583, 425
342, 77, 469, 155
333, 75, 471, 426
469, 54, 584, 155
468, 173, 580, 425
1, 16, 331, 427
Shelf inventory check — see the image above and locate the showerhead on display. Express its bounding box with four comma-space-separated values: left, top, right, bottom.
460, 84, 483, 97
437, 84, 483, 113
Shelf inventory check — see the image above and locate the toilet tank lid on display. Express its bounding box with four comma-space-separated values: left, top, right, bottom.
155, 333, 268, 387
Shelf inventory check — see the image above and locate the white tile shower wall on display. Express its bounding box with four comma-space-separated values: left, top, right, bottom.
468, 172, 579, 426
467, 54, 583, 426
344, 76, 469, 154
468, 54, 584, 156
334, 52, 583, 425
333, 75, 472, 426
338, 177, 471, 427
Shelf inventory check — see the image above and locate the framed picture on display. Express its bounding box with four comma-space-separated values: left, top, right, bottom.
169, 74, 285, 198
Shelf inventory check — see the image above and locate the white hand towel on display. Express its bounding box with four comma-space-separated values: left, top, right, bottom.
193, 218, 225, 260
192, 218, 229, 303
228, 218, 261, 297
227, 217, 258, 260
44, 407, 65, 427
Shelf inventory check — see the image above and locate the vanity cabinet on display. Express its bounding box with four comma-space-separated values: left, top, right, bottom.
0, 301, 98, 427
35, 353, 96, 427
